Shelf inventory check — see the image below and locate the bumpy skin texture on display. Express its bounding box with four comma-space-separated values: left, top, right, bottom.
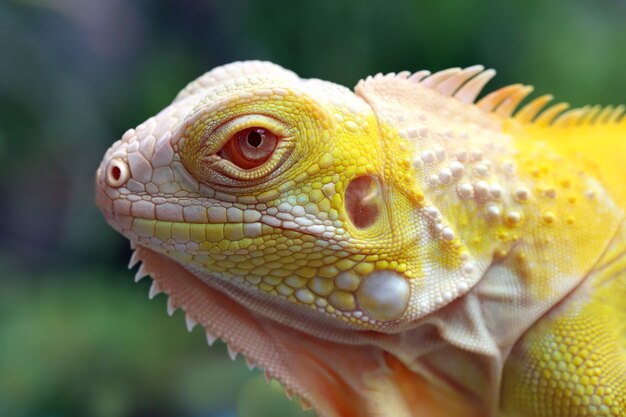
96, 61, 626, 417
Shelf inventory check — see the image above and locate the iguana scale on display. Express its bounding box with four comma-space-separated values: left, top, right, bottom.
96, 61, 626, 417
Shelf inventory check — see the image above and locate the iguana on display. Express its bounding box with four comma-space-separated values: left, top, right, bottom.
95, 61, 626, 417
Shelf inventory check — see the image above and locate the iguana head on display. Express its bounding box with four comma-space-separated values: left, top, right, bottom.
96, 61, 491, 334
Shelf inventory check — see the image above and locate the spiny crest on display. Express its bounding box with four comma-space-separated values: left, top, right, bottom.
367, 66, 625, 127
127, 248, 312, 411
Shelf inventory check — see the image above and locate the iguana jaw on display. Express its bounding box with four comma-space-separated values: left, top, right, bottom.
131, 244, 485, 417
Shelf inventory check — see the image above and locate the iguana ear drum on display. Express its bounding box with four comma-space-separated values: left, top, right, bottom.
345, 175, 382, 229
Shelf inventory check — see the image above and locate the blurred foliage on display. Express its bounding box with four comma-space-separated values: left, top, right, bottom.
0, 0, 624, 416
0, 270, 313, 417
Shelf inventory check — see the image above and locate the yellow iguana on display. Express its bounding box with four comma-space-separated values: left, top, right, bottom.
95, 61, 626, 417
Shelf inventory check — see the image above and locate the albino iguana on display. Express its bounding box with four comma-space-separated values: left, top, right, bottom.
95, 61, 626, 417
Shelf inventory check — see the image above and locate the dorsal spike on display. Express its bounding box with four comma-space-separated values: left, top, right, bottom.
435, 65, 485, 96
609, 105, 625, 123
596, 105, 615, 123
166, 297, 178, 316
534, 102, 570, 126
409, 70, 431, 82
553, 107, 587, 127
476, 84, 524, 112
580, 105, 602, 125
421, 67, 462, 88
494, 85, 534, 117
128, 250, 141, 269
515, 95, 554, 123
454, 69, 497, 104
357, 65, 625, 128
148, 280, 163, 299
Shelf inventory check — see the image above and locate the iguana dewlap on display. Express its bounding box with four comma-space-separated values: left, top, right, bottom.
95, 61, 626, 417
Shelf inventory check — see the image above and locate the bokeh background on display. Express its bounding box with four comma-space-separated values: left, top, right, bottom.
1, 0, 625, 416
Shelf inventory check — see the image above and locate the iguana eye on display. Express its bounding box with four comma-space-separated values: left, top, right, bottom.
218, 127, 278, 169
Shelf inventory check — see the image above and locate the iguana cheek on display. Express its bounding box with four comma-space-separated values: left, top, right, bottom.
356, 270, 410, 321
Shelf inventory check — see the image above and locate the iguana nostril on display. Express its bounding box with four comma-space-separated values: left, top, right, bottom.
106, 159, 130, 188
344, 175, 382, 229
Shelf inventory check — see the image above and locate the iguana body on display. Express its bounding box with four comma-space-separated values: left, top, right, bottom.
96, 61, 626, 417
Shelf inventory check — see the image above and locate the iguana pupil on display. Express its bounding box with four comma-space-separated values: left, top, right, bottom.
246, 129, 263, 147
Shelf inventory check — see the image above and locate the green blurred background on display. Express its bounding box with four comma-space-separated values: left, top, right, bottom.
0, 0, 624, 416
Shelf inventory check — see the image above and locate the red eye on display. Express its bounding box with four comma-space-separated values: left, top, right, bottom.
218, 127, 278, 169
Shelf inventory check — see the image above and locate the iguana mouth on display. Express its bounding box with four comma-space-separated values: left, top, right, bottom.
99, 208, 335, 246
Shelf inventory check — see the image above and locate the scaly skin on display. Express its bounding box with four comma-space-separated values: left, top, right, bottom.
96, 61, 626, 417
